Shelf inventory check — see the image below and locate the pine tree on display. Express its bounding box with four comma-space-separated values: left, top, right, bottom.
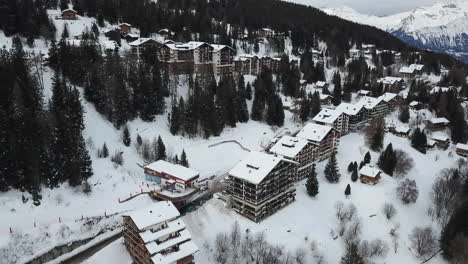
156, 136, 166, 161
136, 134, 142, 147
306, 164, 319, 197
311, 91, 321, 117
122, 125, 131, 147
411, 128, 427, 153
325, 152, 341, 183
102, 143, 109, 158
180, 149, 189, 167
332, 71, 342, 105
364, 151, 371, 164
345, 184, 351, 197
378, 143, 397, 176
61, 23, 69, 39
299, 96, 311, 122
399, 105, 410, 123
245, 82, 252, 100
351, 167, 359, 182
347, 161, 355, 173
341, 243, 365, 264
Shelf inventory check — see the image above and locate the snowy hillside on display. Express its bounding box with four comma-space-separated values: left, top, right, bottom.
323, 0, 468, 61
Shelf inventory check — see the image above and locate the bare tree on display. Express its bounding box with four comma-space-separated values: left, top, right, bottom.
382, 203, 397, 220
359, 239, 389, 259
430, 168, 464, 226
394, 150, 414, 178
409, 226, 438, 259
397, 179, 419, 204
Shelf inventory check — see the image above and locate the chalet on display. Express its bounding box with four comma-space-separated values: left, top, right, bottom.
361, 96, 389, 119
122, 201, 198, 264
300, 80, 307, 89
362, 44, 376, 53
349, 49, 361, 59
390, 125, 411, 137
424, 117, 450, 131
312, 108, 350, 135
158, 29, 172, 39
378, 77, 406, 93
269, 136, 316, 181
258, 28, 274, 38
427, 139, 437, 149
311, 49, 322, 60
297, 123, 339, 161
315, 81, 329, 90
129, 38, 163, 58
124, 33, 140, 43
456, 143, 468, 157
431, 134, 450, 150
119, 23, 132, 35
409, 101, 423, 110
228, 151, 296, 222
144, 160, 199, 193
320, 94, 333, 105
358, 90, 371, 97
359, 165, 382, 185
380, 92, 401, 109
399, 64, 424, 78
336, 102, 367, 131
211, 44, 235, 76
61, 9, 77, 20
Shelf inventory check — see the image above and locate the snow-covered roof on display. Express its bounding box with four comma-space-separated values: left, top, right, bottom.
140, 219, 186, 243
379, 76, 403, 85
119, 23, 131, 27
312, 49, 321, 54
428, 117, 450, 125
129, 38, 162, 46
229, 151, 289, 185
210, 44, 235, 52
336, 102, 364, 116
151, 240, 198, 264
320, 94, 332, 100
409, 101, 421, 106
125, 33, 139, 38
431, 134, 450, 142
430, 86, 452, 94
102, 40, 118, 50
315, 81, 328, 88
380, 92, 398, 102
349, 48, 360, 53
456, 143, 468, 151
62, 8, 77, 13
360, 96, 384, 110
358, 90, 371, 95
313, 108, 343, 124
145, 160, 199, 181
166, 41, 210, 51
269, 136, 309, 159
362, 44, 375, 49
123, 201, 180, 230
359, 165, 381, 178
399, 64, 424, 74
296, 123, 334, 143
394, 125, 410, 134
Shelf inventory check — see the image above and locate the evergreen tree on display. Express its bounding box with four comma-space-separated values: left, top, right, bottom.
325, 152, 341, 183
364, 151, 371, 165
180, 149, 189, 167
169, 99, 180, 135
102, 143, 109, 158
341, 243, 365, 264
61, 23, 69, 39
347, 161, 355, 173
122, 125, 131, 147
156, 136, 166, 161
332, 72, 342, 105
378, 143, 397, 176
411, 128, 427, 153
299, 96, 311, 122
306, 164, 319, 197
399, 105, 410, 123
245, 82, 252, 100
136, 134, 142, 147
310, 92, 321, 117
345, 184, 351, 197
351, 167, 359, 182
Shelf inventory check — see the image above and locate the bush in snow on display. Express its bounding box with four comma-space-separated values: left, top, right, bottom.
409, 226, 438, 259
382, 203, 397, 220
111, 151, 124, 166
394, 149, 414, 178
397, 179, 419, 204
358, 239, 389, 259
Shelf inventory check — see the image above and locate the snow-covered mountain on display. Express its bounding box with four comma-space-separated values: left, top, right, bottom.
323, 0, 468, 62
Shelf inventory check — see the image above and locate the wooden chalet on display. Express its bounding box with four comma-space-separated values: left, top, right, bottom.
315, 81, 329, 90
359, 165, 382, 185
269, 136, 316, 181
319, 94, 333, 105
424, 117, 450, 132
122, 201, 198, 264
296, 123, 339, 161
431, 134, 450, 150
456, 143, 468, 157
61, 9, 77, 20
409, 101, 423, 110
228, 151, 297, 222
119, 23, 132, 35
390, 125, 411, 137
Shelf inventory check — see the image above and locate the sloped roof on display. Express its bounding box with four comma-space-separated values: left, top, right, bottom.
145, 160, 199, 181
359, 165, 381, 178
